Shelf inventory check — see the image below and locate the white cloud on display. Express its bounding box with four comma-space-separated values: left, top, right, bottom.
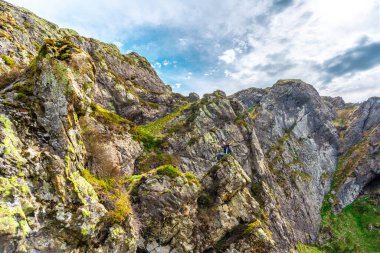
112, 41, 123, 49
154, 62, 162, 69
218, 49, 236, 64
319, 66, 380, 103
221, 0, 380, 101
7, 0, 380, 102
185, 72, 193, 80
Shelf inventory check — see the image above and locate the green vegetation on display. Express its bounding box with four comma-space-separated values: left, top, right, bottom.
155, 165, 200, 186
137, 152, 180, 173
132, 103, 191, 152
22, 21, 32, 29
331, 141, 368, 191
13, 81, 34, 96
0, 114, 26, 164
39, 39, 81, 61
156, 165, 183, 178
14, 92, 27, 101
320, 197, 380, 252
234, 113, 248, 127
248, 105, 260, 120
90, 103, 131, 126
243, 220, 262, 235
332, 105, 357, 129
82, 169, 132, 224
137, 103, 191, 138
319, 139, 373, 253
296, 243, 325, 253
184, 172, 201, 186
130, 127, 162, 152
124, 52, 152, 69
1, 55, 15, 67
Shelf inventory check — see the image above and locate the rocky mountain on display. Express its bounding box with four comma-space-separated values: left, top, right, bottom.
0, 1, 379, 252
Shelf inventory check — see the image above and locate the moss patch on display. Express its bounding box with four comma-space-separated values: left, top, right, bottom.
155, 165, 200, 186
331, 140, 368, 191
296, 243, 325, 253
156, 165, 183, 178
82, 169, 132, 224
39, 39, 81, 61
1, 55, 15, 67
137, 103, 191, 138
0, 114, 27, 164
90, 103, 132, 126
243, 220, 262, 235
0, 176, 33, 237
137, 152, 180, 173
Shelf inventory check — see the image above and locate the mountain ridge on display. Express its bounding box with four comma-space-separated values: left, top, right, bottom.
0, 1, 379, 252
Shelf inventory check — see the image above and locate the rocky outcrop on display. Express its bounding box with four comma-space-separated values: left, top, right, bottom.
0, 1, 379, 252
322, 96, 345, 110
331, 97, 380, 211
230, 87, 267, 109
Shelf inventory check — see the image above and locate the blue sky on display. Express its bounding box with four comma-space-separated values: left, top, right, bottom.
8, 0, 380, 102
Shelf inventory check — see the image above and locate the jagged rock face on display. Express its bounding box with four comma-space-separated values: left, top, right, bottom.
0, 1, 379, 252
250, 80, 339, 243
161, 81, 339, 250
230, 87, 268, 109
0, 0, 187, 125
332, 97, 380, 211
322, 96, 346, 110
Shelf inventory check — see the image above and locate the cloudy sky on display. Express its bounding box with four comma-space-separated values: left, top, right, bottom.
8, 0, 380, 102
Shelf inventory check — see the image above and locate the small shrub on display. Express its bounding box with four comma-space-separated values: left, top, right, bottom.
13, 81, 33, 95
0, 68, 25, 89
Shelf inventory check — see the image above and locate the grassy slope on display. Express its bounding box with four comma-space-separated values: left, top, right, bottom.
321, 197, 380, 253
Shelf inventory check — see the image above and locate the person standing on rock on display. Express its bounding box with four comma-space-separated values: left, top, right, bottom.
222, 142, 232, 155
217, 142, 232, 160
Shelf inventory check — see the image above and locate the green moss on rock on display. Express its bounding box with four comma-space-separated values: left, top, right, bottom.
137, 103, 191, 138
1, 54, 15, 67
155, 165, 201, 186
82, 169, 132, 224
39, 39, 81, 61
296, 243, 325, 253
0, 114, 27, 164
90, 103, 131, 126
156, 165, 183, 178
0, 176, 33, 237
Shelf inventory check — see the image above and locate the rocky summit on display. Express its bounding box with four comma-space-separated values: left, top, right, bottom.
0, 1, 379, 252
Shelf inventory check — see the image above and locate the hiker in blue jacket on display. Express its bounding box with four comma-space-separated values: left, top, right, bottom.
217, 142, 232, 160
